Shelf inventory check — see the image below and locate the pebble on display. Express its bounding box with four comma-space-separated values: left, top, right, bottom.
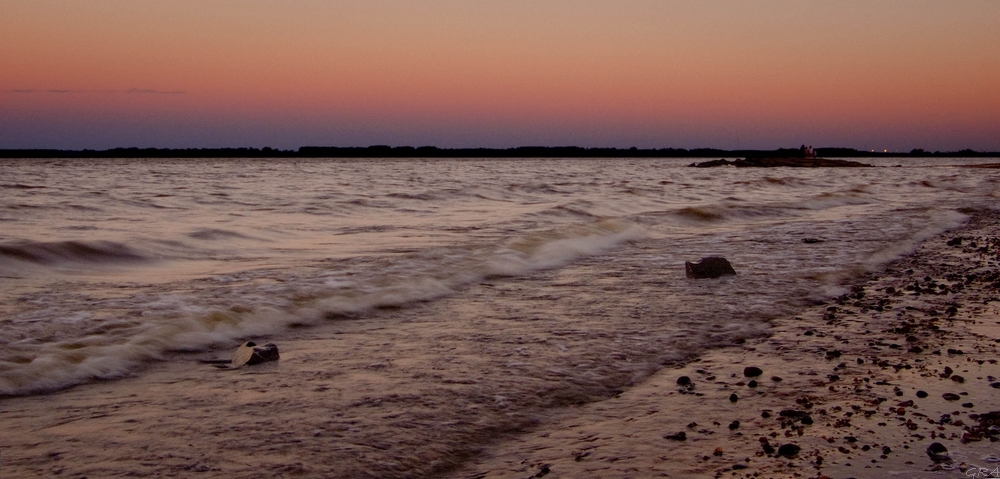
916, 390, 929, 398
926, 442, 950, 462
728, 420, 740, 430
943, 393, 961, 401
777, 444, 801, 458
664, 432, 687, 441
676, 376, 692, 386
743, 366, 763, 377
729, 393, 739, 402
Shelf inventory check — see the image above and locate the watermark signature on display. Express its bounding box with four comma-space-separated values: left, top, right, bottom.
966, 467, 1000, 478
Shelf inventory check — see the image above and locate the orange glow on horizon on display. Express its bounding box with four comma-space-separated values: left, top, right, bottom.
2, 1, 999, 150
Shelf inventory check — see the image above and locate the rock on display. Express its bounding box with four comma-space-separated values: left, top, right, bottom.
926, 442, 950, 462
247, 342, 280, 365
728, 420, 740, 430
943, 393, 961, 401
802, 238, 823, 244
690, 157, 872, 168
224, 341, 280, 368
916, 390, 929, 398
677, 376, 692, 386
743, 366, 763, 377
729, 393, 739, 402
664, 431, 687, 441
777, 444, 801, 458
689, 159, 732, 168
748, 380, 758, 388
947, 237, 963, 246
952, 375, 965, 383
801, 415, 813, 425
685, 257, 737, 279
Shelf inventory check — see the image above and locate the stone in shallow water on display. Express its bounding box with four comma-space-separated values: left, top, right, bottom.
685, 257, 737, 279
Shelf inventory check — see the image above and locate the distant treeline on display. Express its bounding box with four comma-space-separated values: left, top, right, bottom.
1, 146, 997, 159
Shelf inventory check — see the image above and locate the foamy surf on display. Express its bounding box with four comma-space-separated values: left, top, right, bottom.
0, 219, 646, 396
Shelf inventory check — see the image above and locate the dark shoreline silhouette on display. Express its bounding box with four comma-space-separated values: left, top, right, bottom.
0, 145, 996, 159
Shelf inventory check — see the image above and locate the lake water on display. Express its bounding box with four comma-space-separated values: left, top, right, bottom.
1, 157, 998, 398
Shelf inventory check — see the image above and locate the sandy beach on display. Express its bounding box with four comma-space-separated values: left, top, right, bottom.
2, 208, 999, 479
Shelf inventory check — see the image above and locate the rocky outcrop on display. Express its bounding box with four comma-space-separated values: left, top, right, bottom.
690, 158, 872, 168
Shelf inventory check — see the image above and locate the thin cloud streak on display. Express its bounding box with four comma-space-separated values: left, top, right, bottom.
4, 89, 186, 94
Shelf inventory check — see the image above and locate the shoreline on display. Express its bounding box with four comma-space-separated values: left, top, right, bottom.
1, 209, 998, 478
448, 208, 1000, 478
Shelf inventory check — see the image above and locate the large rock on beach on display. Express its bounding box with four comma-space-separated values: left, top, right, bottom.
690, 157, 872, 168
685, 257, 737, 279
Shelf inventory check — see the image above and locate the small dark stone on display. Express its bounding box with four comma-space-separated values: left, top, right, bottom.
951, 375, 965, 383
802, 238, 823, 244
825, 350, 842, 359
761, 411, 771, 418
677, 376, 692, 386
748, 380, 758, 388
801, 415, 813, 425
963, 403, 974, 408
926, 442, 950, 462
907, 346, 923, 353
947, 237, 963, 246
762, 442, 776, 455
777, 444, 801, 458
664, 431, 687, 441
744, 366, 764, 377
771, 376, 783, 382
728, 420, 740, 430
779, 409, 808, 419
804, 330, 815, 336
943, 393, 961, 401
685, 257, 737, 279
916, 390, 929, 398
732, 464, 747, 470
990, 382, 1000, 389
246, 343, 280, 365
729, 393, 739, 402
947, 349, 964, 355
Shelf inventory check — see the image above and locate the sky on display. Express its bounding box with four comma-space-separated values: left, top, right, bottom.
1, 1, 998, 151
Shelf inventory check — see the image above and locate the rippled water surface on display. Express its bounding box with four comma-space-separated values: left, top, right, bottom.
1, 157, 998, 396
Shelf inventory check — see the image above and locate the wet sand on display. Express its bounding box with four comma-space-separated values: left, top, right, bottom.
2, 210, 999, 479
449, 209, 1000, 479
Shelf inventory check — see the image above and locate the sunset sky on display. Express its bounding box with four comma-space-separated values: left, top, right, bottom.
2, 1, 998, 151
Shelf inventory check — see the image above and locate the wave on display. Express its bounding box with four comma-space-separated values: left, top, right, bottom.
0, 240, 148, 265
187, 228, 258, 241
0, 219, 647, 396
